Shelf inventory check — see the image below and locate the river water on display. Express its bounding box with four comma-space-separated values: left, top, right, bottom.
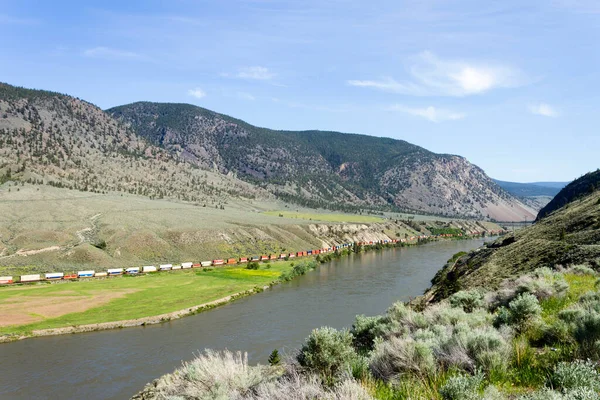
0, 238, 491, 399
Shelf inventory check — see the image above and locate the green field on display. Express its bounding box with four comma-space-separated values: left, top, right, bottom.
263, 210, 384, 223
0, 261, 296, 336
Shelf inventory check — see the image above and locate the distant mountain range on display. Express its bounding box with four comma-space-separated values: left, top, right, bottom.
493, 180, 569, 198
0, 82, 536, 221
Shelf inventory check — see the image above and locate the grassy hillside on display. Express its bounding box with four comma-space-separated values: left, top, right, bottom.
0, 184, 503, 275
537, 169, 600, 221
108, 101, 535, 221
425, 184, 600, 303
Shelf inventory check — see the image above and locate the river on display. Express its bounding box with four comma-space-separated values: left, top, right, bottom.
0, 238, 492, 399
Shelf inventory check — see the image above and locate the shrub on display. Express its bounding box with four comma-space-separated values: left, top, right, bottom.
567, 265, 597, 276
439, 371, 484, 400
509, 293, 542, 326
495, 293, 541, 330
148, 349, 277, 398
551, 360, 600, 391
350, 314, 387, 354
450, 290, 485, 313
572, 311, 600, 358
297, 327, 357, 384
369, 337, 437, 381
246, 262, 260, 270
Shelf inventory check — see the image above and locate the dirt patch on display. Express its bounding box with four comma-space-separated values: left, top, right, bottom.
15, 246, 62, 256
0, 289, 138, 327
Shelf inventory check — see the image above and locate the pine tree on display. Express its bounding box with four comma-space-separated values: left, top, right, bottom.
268, 349, 280, 366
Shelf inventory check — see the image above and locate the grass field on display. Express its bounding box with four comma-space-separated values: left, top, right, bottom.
0, 261, 296, 336
263, 210, 384, 223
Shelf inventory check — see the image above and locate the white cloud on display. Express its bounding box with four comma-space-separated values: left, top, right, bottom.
83, 46, 141, 60
237, 66, 275, 80
349, 51, 526, 97
389, 104, 466, 123
188, 88, 207, 99
237, 92, 256, 101
529, 103, 559, 117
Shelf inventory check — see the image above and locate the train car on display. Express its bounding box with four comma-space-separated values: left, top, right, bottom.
288, 253, 296, 258
250, 256, 260, 262
227, 258, 237, 265
239, 257, 248, 263
307, 250, 312, 255
279, 253, 287, 259
201, 261, 212, 267
159, 264, 173, 271
21, 274, 42, 282
172, 264, 182, 270
212, 259, 224, 266
107, 268, 123, 276
77, 270, 95, 278
142, 266, 157, 273
296, 252, 302, 257
181, 262, 193, 269
126, 267, 141, 274
269, 254, 277, 260
192, 263, 202, 268
45, 272, 64, 280
64, 274, 78, 279
0, 276, 13, 284
95, 272, 108, 278
260, 255, 269, 261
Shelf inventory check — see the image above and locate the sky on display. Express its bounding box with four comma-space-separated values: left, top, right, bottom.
0, 0, 598, 183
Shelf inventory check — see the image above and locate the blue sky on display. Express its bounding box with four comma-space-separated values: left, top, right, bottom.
1, 0, 598, 182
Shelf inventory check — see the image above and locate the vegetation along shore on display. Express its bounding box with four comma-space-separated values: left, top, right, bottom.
0, 233, 492, 343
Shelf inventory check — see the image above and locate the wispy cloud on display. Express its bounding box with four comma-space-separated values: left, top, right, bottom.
188, 88, 207, 99
529, 103, 559, 117
236, 66, 275, 80
349, 51, 527, 97
83, 46, 142, 60
388, 104, 466, 123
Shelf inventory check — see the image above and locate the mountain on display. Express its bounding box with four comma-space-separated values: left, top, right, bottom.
536, 169, 600, 221
0, 83, 266, 205
108, 101, 535, 221
424, 172, 600, 302
493, 179, 568, 197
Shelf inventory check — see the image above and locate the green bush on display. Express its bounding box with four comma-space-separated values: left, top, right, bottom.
297, 327, 357, 385
449, 290, 485, 313
246, 262, 259, 270
495, 293, 541, 330
350, 314, 387, 354
439, 371, 484, 400
551, 360, 600, 392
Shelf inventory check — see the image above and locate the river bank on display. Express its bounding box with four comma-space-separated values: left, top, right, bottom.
0, 238, 492, 400
0, 236, 491, 343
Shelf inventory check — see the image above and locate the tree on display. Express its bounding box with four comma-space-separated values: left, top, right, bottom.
268, 349, 280, 366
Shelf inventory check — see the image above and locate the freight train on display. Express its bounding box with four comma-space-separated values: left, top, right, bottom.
0, 230, 501, 285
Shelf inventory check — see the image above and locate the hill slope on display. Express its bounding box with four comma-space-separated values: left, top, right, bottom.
0, 83, 269, 205
108, 102, 535, 221
424, 174, 600, 302
536, 169, 600, 221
